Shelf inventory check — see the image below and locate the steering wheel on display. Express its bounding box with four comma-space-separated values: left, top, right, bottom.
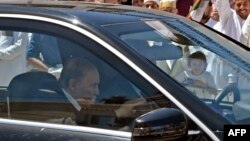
212, 84, 240, 107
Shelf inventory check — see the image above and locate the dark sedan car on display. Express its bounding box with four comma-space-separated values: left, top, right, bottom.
0, 0, 250, 141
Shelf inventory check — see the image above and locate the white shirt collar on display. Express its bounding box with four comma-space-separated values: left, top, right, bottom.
62, 88, 81, 111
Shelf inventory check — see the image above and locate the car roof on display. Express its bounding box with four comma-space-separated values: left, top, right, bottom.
0, 0, 181, 27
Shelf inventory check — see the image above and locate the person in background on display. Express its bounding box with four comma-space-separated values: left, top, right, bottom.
242, 14, 250, 47
175, 51, 216, 90
132, 0, 144, 7
230, 0, 235, 9
175, 51, 217, 99
143, 0, 160, 9
120, 0, 132, 5
159, 0, 178, 14
0, 31, 28, 86
199, 1, 213, 24
188, 0, 212, 24
205, 0, 221, 32
215, 0, 250, 42
27, 34, 62, 72
176, 0, 195, 17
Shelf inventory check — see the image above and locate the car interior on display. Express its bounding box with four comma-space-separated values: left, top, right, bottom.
0, 30, 173, 132
7, 71, 75, 122
115, 20, 250, 125
0, 20, 250, 135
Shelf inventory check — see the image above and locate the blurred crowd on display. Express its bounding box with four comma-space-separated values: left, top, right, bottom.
54, 0, 250, 47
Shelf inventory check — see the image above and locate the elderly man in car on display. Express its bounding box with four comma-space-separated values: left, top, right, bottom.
55, 58, 145, 128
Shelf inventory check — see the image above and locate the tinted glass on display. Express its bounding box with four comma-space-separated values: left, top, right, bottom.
0, 30, 170, 132
104, 19, 250, 123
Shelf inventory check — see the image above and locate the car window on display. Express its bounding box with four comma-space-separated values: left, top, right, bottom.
0, 30, 170, 132
104, 19, 250, 123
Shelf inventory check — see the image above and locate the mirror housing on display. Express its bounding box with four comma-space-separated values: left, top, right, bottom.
131, 108, 188, 141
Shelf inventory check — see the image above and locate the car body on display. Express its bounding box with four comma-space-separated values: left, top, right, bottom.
0, 0, 250, 141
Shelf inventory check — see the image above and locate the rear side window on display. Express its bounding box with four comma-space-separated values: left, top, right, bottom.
0, 30, 170, 132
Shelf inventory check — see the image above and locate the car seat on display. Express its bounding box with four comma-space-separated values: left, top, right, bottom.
7, 71, 74, 121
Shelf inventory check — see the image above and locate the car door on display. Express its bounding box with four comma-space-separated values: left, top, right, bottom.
0, 10, 175, 141
0, 11, 224, 141
0, 14, 137, 141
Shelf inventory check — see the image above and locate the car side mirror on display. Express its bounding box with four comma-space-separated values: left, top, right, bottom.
131, 108, 188, 141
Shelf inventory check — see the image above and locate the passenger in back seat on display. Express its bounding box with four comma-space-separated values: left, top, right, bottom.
58, 58, 145, 126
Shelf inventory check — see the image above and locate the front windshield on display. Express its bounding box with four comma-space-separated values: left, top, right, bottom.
104, 18, 250, 123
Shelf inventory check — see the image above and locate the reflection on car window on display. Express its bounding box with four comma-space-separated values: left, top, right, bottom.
0, 31, 28, 86
104, 19, 250, 123
0, 30, 171, 132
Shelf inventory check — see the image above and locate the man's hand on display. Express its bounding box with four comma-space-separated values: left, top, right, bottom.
115, 98, 146, 118
77, 98, 95, 105
210, 10, 220, 21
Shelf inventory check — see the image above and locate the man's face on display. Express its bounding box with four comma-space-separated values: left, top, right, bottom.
143, 1, 159, 9
71, 69, 100, 103
160, 6, 177, 13
234, 0, 250, 19
159, 1, 177, 13
133, 0, 144, 7
189, 59, 206, 75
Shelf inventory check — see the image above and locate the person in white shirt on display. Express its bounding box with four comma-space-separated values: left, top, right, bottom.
215, 0, 250, 42
132, 0, 144, 7
242, 14, 250, 47
143, 0, 160, 9
175, 51, 216, 90
205, 0, 221, 32
159, 0, 178, 14
0, 31, 28, 86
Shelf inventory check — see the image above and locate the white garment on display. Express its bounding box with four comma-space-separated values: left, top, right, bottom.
190, 1, 209, 22
48, 64, 63, 79
242, 14, 250, 47
0, 32, 28, 86
205, 18, 221, 32
62, 88, 81, 111
175, 70, 216, 89
215, 0, 245, 42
